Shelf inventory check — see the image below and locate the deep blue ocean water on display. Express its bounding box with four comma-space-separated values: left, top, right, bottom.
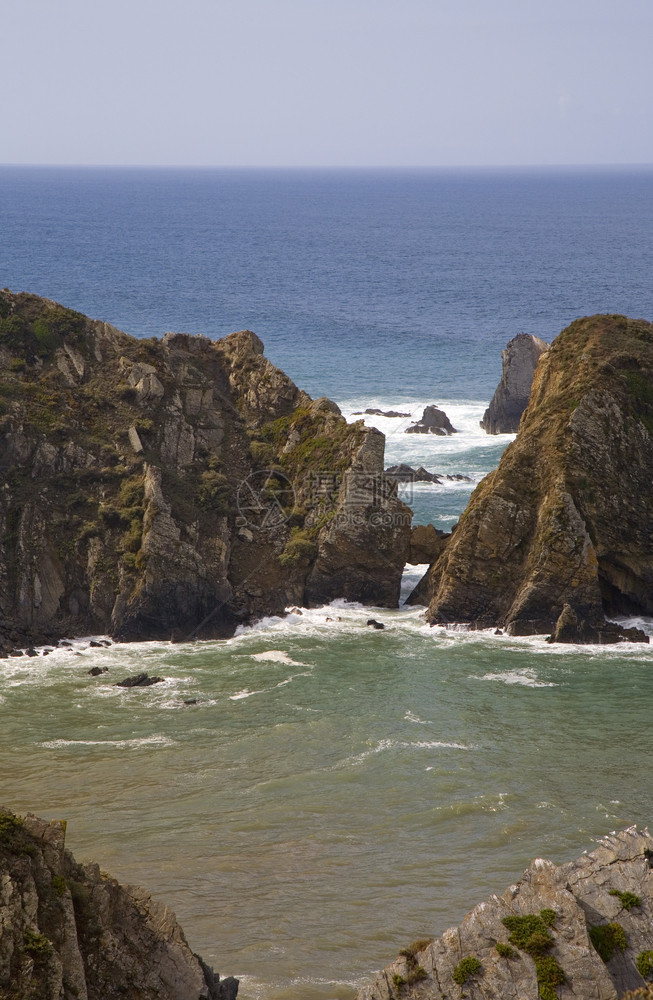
1, 167, 653, 999
2, 166, 653, 401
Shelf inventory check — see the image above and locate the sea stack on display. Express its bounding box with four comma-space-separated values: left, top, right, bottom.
413, 315, 653, 643
481, 332, 549, 433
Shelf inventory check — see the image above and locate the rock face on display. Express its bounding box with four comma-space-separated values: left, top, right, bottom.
356, 826, 653, 1000
416, 315, 653, 642
405, 406, 456, 435
481, 332, 549, 434
0, 291, 411, 648
0, 807, 237, 1000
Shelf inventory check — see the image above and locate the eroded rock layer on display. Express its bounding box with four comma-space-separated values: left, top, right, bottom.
0, 808, 237, 1000
416, 315, 653, 641
0, 291, 411, 648
356, 826, 653, 1000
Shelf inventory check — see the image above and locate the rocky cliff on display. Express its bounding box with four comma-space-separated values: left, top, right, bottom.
481, 333, 549, 434
0, 808, 237, 1000
414, 315, 653, 642
356, 826, 653, 1000
0, 291, 411, 649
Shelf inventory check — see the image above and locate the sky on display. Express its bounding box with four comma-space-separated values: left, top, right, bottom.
2, 0, 652, 167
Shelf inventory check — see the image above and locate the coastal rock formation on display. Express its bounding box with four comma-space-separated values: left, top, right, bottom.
0, 291, 411, 648
0, 807, 237, 1000
414, 315, 653, 642
405, 405, 456, 435
481, 332, 549, 434
407, 524, 450, 566
356, 826, 653, 1000
386, 464, 441, 484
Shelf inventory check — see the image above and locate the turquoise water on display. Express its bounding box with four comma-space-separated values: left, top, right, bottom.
1, 607, 652, 998
1, 167, 653, 997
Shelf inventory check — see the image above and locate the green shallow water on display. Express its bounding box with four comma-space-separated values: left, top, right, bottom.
1, 604, 652, 999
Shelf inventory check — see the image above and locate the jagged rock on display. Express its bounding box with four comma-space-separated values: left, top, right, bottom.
481, 332, 549, 434
0, 807, 235, 1000
356, 826, 653, 1000
353, 408, 412, 418
87, 666, 108, 676
0, 291, 411, 647
407, 524, 450, 566
366, 619, 385, 629
115, 672, 164, 688
385, 465, 442, 484
405, 405, 457, 435
417, 315, 653, 642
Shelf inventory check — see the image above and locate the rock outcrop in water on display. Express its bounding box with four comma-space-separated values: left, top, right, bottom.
0, 807, 237, 1000
356, 826, 653, 1000
0, 291, 411, 649
481, 332, 549, 434
405, 405, 456, 435
413, 315, 653, 642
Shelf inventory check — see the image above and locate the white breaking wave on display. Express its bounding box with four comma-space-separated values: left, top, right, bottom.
475, 668, 557, 687
39, 734, 175, 749
339, 736, 473, 768
250, 650, 310, 666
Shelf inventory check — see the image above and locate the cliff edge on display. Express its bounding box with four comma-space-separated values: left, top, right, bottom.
414, 314, 653, 642
356, 826, 653, 1000
0, 808, 237, 1000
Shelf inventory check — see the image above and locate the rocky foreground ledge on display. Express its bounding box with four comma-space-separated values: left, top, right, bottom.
0, 808, 237, 1000
356, 827, 653, 1000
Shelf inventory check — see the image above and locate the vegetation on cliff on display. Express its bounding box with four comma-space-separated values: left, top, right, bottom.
414, 314, 653, 642
0, 290, 410, 650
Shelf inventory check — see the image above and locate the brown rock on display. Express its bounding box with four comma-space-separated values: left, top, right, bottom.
420, 315, 653, 642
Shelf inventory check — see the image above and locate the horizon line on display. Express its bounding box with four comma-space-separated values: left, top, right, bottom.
1, 161, 653, 171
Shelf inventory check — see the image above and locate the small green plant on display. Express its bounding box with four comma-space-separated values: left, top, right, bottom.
495, 941, 517, 959
279, 527, 318, 567
399, 938, 433, 959
534, 955, 566, 1000
23, 928, 52, 960
637, 950, 653, 979
609, 889, 641, 911
392, 973, 406, 988
502, 911, 565, 998
52, 875, 66, 897
589, 922, 627, 962
452, 956, 481, 985
502, 912, 554, 955
0, 811, 30, 852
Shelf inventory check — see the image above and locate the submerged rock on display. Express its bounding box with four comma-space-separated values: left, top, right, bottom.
115, 672, 164, 687
405, 405, 457, 435
356, 826, 653, 1000
385, 464, 442, 483
481, 332, 549, 434
416, 315, 653, 642
0, 807, 236, 999
0, 291, 411, 648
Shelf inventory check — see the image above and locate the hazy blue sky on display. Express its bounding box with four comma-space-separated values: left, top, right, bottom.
3, 0, 651, 167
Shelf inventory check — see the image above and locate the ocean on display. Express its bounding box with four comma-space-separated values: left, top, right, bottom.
1, 166, 652, 998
